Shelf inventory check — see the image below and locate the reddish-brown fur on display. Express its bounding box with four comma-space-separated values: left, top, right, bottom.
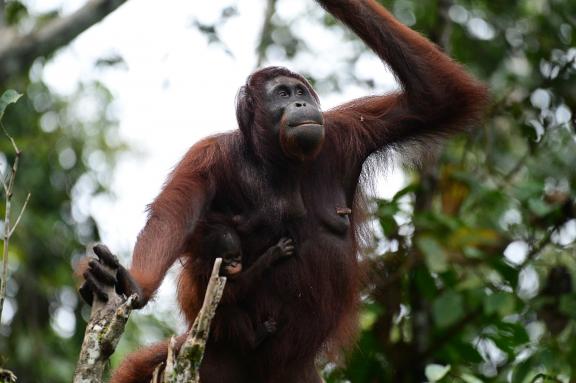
110, 1, 487, 382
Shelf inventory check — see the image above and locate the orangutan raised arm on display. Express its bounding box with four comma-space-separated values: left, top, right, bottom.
318, 0, 488, 153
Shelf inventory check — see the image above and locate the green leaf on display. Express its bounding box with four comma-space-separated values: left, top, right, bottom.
484, 292, 516, 316
433, 291, 464, 328
417, 236, 448, 273
490, 258, 520, 287
360, 310, 377, 330
425, 364, 451, 382
461, 373, 483, 383
559, 295, 576, 319
463, 246, 484, 259
392, 183, 418, 202
0, 89, 23, 120
489, 322, 530, 355
415, 266, 438, 299
379, 215, 398, 235
511, 356, 534, 383
457, 273, 483, 290
528, 198, 553, 217
360, 302, 384, 330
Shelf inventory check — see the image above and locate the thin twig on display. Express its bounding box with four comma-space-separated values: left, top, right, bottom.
8, 191, 30, 237
2, 124, 20, 155
0, 126, 28, 322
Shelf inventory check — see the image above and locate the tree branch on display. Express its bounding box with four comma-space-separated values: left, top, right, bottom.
0, 0, 128, 82
163, 258, 226, 383
255, 0, 276, 68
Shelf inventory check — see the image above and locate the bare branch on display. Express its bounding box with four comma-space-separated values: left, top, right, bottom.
162, 336, 177, 381
0, 0, 129, 82
164, 258, 227, 383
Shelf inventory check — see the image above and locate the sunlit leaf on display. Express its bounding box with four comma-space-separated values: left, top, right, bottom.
461, 373, 483, 383
0, 90, 23, 120
425, 364, 451, 382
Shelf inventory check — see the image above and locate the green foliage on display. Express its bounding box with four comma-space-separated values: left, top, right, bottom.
0, 78, 125, 382
0, 28, 126, 383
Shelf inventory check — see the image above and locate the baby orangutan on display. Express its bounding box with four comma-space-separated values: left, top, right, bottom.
204, 223, 295, 349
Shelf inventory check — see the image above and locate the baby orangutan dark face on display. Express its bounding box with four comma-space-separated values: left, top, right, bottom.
218, 230, 244, 276
206, 223, 295, 278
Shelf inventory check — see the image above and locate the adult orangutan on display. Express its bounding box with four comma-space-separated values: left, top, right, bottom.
80, 0, 488, 382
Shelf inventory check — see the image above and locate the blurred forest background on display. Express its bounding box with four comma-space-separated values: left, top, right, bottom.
0, 0, 575, 382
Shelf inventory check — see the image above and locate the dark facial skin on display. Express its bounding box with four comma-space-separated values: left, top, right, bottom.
263, 76, 325, 161
216, 231, 244, 275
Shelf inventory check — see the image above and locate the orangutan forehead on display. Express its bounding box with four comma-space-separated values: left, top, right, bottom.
264, 76, 308, 92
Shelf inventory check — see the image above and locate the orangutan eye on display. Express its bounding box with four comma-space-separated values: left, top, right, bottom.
278, 89, 289, 98
296, 88, 305, 96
